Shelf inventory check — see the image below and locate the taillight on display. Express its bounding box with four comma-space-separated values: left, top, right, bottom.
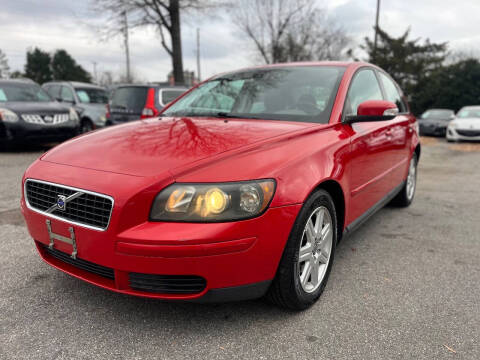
140, 88, 159, 119
105, 104, 110, 119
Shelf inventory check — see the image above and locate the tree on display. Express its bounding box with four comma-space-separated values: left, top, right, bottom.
10, 71, 24, 79
92, 0, 221, 85
0, 49, 10, 78
360, 27, 448, 113
24, 48, 52, 84
415, 58, 480, 112
231, 0, 351, 64
51, 49, 91, 82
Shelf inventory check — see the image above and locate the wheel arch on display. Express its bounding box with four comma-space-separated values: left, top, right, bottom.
414, 143, 421, 161
310, 179, 346, 243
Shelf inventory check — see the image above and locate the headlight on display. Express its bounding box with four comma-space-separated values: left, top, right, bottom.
69, 107, 79, 123
150, 180, 276, 222
0, 108, 19, 123
448, 122, 458, 129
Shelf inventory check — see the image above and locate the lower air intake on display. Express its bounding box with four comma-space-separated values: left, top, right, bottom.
129, 273, 206, 294
43, 245, 115, 280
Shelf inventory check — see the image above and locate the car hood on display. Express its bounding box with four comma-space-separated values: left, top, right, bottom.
41, 117, 315, 177
453, 118, 480, 129
3, 101, 71, 114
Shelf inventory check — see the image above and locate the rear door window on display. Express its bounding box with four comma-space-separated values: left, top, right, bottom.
160, 89, 186, 106
111, 87, 148, 113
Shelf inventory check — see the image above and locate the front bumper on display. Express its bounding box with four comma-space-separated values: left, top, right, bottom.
21, 162, 301, 302
446, 127, 480, 141
419, 123, 447, 136
1, 120, 78, 143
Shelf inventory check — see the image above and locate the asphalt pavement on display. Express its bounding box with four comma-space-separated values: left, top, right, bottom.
0, 138, 479, 359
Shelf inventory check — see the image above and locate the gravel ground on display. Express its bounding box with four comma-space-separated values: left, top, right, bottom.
0, 139, 479, 360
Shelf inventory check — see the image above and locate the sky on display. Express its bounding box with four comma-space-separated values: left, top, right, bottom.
1, 0, 480, 83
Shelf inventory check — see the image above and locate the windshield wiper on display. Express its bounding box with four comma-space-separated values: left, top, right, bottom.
214, 112, 261, 120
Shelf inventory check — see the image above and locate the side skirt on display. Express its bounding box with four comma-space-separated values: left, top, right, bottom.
343, 181, 405, 238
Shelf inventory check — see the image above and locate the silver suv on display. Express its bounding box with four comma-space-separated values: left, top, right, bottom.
43, 81, 108, 133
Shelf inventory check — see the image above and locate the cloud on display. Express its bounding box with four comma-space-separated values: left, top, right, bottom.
1, 0, 480, 82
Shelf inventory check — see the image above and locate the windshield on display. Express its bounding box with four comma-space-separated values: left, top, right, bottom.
457, 108, 480, 119
421, 109, 454, 119
162, 66, 346, 123
0, 82, 52, 102
111, 87, 148, 113
75, 88, 108, 104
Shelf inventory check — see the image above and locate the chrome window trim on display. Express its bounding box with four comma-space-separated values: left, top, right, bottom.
24, 178, 115, 232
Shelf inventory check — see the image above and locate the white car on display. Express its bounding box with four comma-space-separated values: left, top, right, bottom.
446, 106, 480, 142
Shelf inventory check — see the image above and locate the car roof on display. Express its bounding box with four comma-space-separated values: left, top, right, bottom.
460, 105, 480, 110
43, 81, 105, 90
115, 84, 188, 90
209, 61, 376, 80
425, 108, 454, 112
0, 78, 37, 85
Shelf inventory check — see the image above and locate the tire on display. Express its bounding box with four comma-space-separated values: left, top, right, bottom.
266, 189, 337, 310
80, 119, 94, 134
390, 153, 417, 207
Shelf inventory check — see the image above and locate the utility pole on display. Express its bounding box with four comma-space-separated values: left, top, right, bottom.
123, 10, 131, 83
91, 61, 97, 83
373, 0, 381, 62
196, 28, 201, 82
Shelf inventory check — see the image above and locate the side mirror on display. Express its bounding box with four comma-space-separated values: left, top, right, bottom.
345, 100, 399, 124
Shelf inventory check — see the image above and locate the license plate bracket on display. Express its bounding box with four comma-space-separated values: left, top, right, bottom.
46, 219, 77, 259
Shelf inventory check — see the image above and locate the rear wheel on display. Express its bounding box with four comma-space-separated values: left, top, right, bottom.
267, 189, 337, 310
391, 153, 417, 207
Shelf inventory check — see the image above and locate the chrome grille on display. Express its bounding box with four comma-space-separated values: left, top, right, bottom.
25, 179, 113, 231
22, 113, 70, 125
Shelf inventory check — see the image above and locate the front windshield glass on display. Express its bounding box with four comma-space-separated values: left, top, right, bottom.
162, 66, 346, 123
421, 109, 454, 119
75, 88, 108, 104
0, 82, 52, 102
457, 108, 480, 119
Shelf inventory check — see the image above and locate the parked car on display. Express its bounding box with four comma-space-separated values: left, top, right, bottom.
418, 108, 454, 136
43, 81, 108, 133
106, 84, 187, 125
21, 62, 420, 310
446, 106, 480, 142
0, 79, 79, 147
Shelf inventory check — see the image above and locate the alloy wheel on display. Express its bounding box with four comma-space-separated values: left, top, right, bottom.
298, 206, 333, 293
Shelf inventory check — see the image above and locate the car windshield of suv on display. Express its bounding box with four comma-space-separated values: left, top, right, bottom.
75, 88, 108, 104
421, 109, 454, 119
162, 66, 346, 123
0, 82, 52, 102
457, 108, 480, 119
111, 87, 148, 112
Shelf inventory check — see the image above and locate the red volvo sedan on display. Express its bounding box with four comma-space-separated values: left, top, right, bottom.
21, 62, 420, 310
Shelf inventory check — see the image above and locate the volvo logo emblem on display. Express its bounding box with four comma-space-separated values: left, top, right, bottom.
57, 195, 67, 211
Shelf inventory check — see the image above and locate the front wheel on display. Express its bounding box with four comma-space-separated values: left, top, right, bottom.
266, 189, 337, 310
391, 153, 417, 207
80, 119, 94, 134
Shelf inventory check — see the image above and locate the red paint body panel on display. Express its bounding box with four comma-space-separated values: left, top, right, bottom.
21, 62, 419, 300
